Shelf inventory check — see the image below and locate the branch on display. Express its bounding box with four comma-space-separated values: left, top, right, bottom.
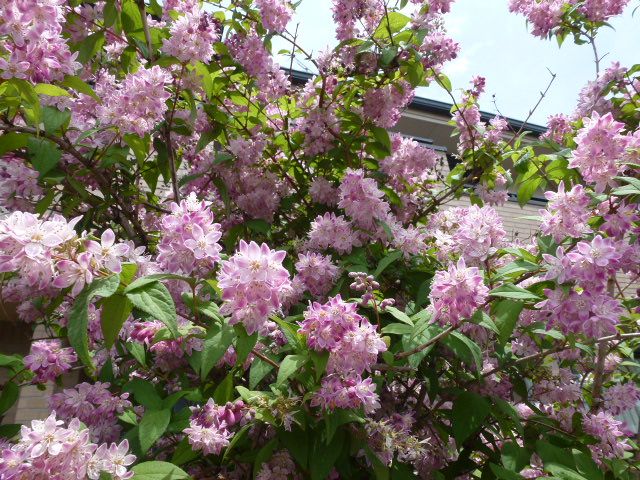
395, 324, 457, 359
137, 0, 155, 62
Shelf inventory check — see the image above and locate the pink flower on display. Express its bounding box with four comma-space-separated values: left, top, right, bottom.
161, 11, 219, 64
53, 252, 94, 296
307, 212, 361, 254
363, 80, 414, 129
86, 229, 130, 273
256, 0, 293, 32
429, 258, 489, 327
338, 169, 390, 230
96, 440, 136, 479
295, 252, 340, 297
570, 112, 628, 192
218, 240, 291, 335
311, 374, 380, 414
24, 340, 77, 383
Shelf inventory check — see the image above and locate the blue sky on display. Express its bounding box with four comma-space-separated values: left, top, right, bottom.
273, 0, 639, 125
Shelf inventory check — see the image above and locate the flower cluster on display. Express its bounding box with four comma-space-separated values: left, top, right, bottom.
256, 0, 293, 32
161, 11, 219, 64
294, 252, 340, 297
0, 155, 42, 211
49, 382, 132, 443
429, 258, 489, 327
540, 181, 592, 241
228, 31, 290, 101
301, 295, 385, 412
363, 80, 415, 129
24, 340, 77, 384
0, 212, 129, 297
309, 178, 338, 206
582, 412, 631, 462
0, 412, 135, 479
96, 66, 172, 136
569, 111, 628, 192
218, 240, 291, 335
156, 193, 223, 276
256, 450, 301, 480
603, 383, 640, 415
306, 212, 361, 254
0, 0, 80, 82
331, 0, 382, 40
381, 134, 439, 191
312, 373, 381, 414
338, 169, 390, 230
508, 0, 565, 37
428, 205, 506, 263
184, 400, 246, 455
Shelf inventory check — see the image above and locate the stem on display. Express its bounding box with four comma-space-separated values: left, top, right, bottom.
137, 0, 155, 62
395, 324, 457, 359
251, 349, 279, 369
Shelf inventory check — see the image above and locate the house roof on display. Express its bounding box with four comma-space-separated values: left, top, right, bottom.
285, 69, 548, 136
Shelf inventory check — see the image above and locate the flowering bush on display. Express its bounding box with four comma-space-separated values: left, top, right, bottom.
0, 0, 639, 479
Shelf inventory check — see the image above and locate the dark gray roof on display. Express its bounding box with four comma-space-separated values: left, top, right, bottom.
285, 69, 547, 136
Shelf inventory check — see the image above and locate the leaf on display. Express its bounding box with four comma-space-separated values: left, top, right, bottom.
277, 354, 307, 386
42, 106, 71, 133
310, 429, 346, 480
381, 323, 413, 335
310, 350, 330, 380
131, 461, 190, 480
249, 358, 274, 389
0, 424, 21, 439
234, 325, 258, 364
69, 275, 120, 369
122, 0, 143, 32
490, 464, 525, 480
62, 75, 100, 101
490, 284, 541, 300
124, 133, 149, 164
34, 84, 69, 97
124, 379, 163, 410
28, 137, 62, 176
76, 31, 105, 63
442, 331, 483, 372
451, 391, 490, 444
139, 409, 171, 453
101, 294, 133, 349
374, 250, 403, 277
0, 381, 19, 416
280, 426, 309, 469
200, 321, 235, 380
385, 306, 412, 325
493, 300, 524, 346
371, 126, 391, 155
0, 132, 29, 156
125, 279, 178, 337
213, 374, 234, 404
170, 438, 199, 466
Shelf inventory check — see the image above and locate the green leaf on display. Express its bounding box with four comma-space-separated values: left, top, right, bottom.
0, 132, 29, 156
124, 133, 149, 164
371, 126, 392, 155
34, 84, 69, 97
310, 429, 346, 480
170, 438, 199, 466
310, 350, 330, 380
490, 464, 525, 480
277, 354, 306, 386
490, 284, 541, 300
385, 306, 413, 325
451, 391, 490, 444
381, 323, 413, 335
374, 250, 403, 277
493, 300, 524, 345
101, 294, 133, 349
235, 327, 258, 365
139, 409, 171, 453
442, 331, 483, 372
249, 358, 274, 389
122, 0, 143, 32
42, 106, 71, 133
125, 279, 178, 337
0, 381, 19, 416
69, 275, 120, 369
280, 426, 309, 469
200, 321, 235, 380
76, 31, 105, 63
62, 75, 100, 101
131, 461, 190, 480
213, 374, 234, 404
28, 137, 62, 176
124, 379, 163, 410
0, 424, 21, 439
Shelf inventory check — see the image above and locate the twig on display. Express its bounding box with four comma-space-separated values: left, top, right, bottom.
395, 325, 457, 359
251, 349, 279, 369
